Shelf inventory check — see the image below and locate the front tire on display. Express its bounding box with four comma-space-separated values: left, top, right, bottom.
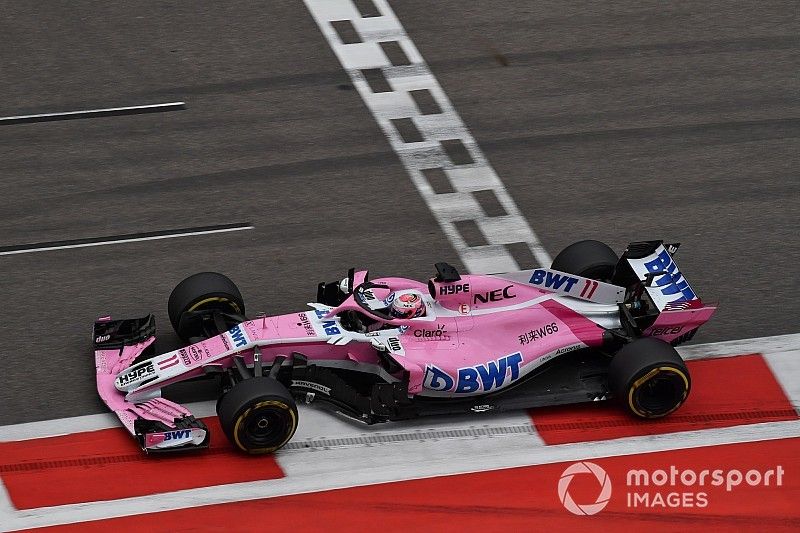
168, 272, 246, 342
609, 337, 690, 418
217, 377, 298, 454
551, 240, 619, 282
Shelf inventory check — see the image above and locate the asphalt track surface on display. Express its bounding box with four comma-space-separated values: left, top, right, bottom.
0, 1, 798, 425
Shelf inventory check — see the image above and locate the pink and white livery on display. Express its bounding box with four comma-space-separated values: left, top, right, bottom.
94, 240, 716, 454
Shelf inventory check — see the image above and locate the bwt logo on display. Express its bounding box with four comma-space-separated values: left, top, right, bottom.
424, 352, 523, 393
321, 320, 341, 336
644, 250, 696, 302
529, 269, 579, 292
558, 462, 612, 516
164, 429, 191, 441
228, 325, 248, 348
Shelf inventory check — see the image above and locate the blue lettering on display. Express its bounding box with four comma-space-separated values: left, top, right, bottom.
314, 309, 328, 319
424, 353, 525, 393
424, 365, 454, 391
644, 250, 697, 302
456, 368, 480, 393
506, 352, 523, 380
530, 269, 579, 292
229, 325, 247, 348
322, 320, 341, 335
545, 272, 569, 290
164, 429, 190, 441
529, 269, 545, 284
476, 358, 507, 391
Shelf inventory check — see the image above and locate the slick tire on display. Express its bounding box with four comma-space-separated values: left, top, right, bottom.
217, 377, 298, 454
609, 337, 690, 418
551, 240, 619, 282
168, 272, 245, 341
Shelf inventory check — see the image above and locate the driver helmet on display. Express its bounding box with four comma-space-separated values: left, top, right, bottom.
388, 290, 426, 319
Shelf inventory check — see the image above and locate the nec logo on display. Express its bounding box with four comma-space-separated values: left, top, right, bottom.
473, 285, 516, 304
424, 352, 524, 393
228, 325, 248, 348
644, 250, 696, 302
164, 429, 191, 441
440, 283, 469, 295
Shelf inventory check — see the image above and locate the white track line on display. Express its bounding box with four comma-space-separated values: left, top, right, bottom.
679, 332, 800, 361
304, 0, 550, 273
0, 226, 254, 256
0, 102, 186, 123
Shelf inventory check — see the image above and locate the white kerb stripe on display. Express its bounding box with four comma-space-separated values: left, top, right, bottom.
304, 0, 551, 273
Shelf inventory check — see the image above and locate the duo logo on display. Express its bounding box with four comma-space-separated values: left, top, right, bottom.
228, 325, 248, 348
424, 352, 523, 393
644, 250, 696, 302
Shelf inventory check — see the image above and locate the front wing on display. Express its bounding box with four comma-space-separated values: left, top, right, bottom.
93, 315, 208, 453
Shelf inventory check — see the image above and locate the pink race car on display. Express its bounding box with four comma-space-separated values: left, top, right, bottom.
94, 240, 716, 454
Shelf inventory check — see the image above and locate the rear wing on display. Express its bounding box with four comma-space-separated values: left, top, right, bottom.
615, 241, 699, 311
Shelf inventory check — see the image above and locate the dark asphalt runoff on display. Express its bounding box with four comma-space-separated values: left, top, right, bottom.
0, 1, 797, 425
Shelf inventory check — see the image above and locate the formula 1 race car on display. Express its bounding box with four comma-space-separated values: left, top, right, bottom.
94, 240, 716, 454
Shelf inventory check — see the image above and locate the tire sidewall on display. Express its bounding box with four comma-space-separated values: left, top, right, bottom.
623, 362, 690, 418
230, 398, 298, 454
167, 272, 246, 337
217, 377, 298, 454
551, 240, 619, 281
609, 337, 691, 418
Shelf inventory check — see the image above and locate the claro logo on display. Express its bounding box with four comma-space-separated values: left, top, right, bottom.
558, 462, 612, 516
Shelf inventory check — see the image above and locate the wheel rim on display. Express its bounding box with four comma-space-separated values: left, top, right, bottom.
178, 296, 243, 340
187, 296, 242, 315
629, 366, 689, 417
234, 400, 297, 453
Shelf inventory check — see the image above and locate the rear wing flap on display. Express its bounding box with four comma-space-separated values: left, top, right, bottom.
614, 240, 700, 311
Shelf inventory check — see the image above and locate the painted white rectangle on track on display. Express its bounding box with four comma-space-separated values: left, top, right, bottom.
304, 0, 550, 273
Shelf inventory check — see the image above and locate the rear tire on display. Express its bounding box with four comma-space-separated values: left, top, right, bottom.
168, 272, 245, 341
609, 337, 690, 418
217, 377, 298, 454
551, 240, 619, 282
